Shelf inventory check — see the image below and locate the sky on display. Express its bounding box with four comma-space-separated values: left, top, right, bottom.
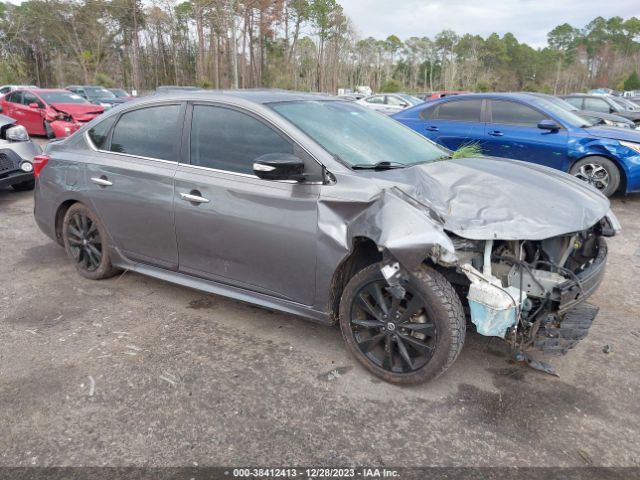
340, 0, 640, 48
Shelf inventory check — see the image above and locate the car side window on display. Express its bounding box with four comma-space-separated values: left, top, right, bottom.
190, 105, 295, 175
22, 92, 42, 108
110, 104, 181, 161
386, 96, 405, 106
6, 91, 22, 104
490, 100, 548, 127
584, 97, 610, 113
431, 100, 482, 122
88, 115, 118, 150
563, 97, 582, 108
366, 96, 385, 105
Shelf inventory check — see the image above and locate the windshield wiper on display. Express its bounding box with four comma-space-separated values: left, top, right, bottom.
351, 161, 407, 170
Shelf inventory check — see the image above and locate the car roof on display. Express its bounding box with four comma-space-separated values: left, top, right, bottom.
149, 89, 337, 104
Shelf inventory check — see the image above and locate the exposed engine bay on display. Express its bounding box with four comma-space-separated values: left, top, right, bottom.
436, 214, 619, 369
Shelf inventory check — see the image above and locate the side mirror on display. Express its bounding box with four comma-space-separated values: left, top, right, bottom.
538, 119, 560, 131
253, 153, 305, 181
28, 102, 40, 109
400, 102, 409, 108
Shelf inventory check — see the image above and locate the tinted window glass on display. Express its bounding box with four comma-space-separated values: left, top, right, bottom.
433, 100, 482, 121
490, 100, 547, 126
564, 97, 583, 108
366, 96, 385, 105
190, 105, 294, 175
386, 96, 406, 106
110, 105, 181, 160
584, 97, 611, 113
88, 115, 117, 150
0, 87, 10, 94
22, 92, 41, 107
6, 91, 22, 104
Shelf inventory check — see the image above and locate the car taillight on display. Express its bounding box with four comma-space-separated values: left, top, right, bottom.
32, 155, 49, 178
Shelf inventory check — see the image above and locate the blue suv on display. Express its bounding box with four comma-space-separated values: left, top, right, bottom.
393, 93, 640, 196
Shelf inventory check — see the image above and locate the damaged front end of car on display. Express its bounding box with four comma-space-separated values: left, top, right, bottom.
445, 211, 619, 371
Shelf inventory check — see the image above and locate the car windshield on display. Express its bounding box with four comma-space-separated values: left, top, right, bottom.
526, 96, 592, 128
110, 89, 128, 98
85, 87, 116, 99
271, 100, 447, 168
38, 92, 88, 104
611, 97, 639, 110
535, 95, 598, 126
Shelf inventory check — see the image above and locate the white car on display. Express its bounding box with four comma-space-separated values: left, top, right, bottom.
356, 93, 423, 115
0, 85, 38, 95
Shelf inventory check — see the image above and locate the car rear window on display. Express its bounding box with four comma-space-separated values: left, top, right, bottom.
490, 100, 548, 127
429, 100, 482, 122
110, 105, 181, 161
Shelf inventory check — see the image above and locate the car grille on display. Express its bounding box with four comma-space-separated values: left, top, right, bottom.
0, 153, 14, 172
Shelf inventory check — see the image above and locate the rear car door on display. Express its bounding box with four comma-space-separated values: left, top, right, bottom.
84, 103, 184, 269
420, 98, 485, 150
484, 99, 568, 168
174, 103, 320, 305
2, 91, 21, 118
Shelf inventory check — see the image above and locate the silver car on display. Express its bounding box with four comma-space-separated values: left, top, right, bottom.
356, 93, 423, 115
34, 91, 617, 384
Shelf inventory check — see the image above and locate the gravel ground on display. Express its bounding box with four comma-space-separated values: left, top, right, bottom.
1, 164, 639, 467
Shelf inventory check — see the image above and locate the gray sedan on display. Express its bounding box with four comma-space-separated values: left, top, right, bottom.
34, 91, 616, 384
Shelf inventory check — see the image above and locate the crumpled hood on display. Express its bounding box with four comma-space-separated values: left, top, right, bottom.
581, 125, 640, 142
50, 103, 104, 120
373, 157, 610, 240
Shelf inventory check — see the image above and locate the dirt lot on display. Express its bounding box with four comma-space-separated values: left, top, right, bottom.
1, 172, 639, 467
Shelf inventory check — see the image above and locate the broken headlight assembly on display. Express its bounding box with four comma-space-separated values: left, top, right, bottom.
6, 125, 29, 142
451, 227, 608, 374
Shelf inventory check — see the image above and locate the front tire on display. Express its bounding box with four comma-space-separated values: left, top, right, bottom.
11, 180, 35, 191
570, 156, 620, 197
339, 263, 466, 385
62, 203, 119, 280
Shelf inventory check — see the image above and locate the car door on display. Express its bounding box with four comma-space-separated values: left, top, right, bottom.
84, 103, 184, 269
483, 99, 568, 169
420, 98, 485, 150
173, 103, 321, 305
19, 91, 45, 135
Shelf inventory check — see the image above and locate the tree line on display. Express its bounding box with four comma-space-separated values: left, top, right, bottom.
1, 0, 639, 95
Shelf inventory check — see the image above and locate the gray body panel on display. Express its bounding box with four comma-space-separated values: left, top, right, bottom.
33, 90, 610, 323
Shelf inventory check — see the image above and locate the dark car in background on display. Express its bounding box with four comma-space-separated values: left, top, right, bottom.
0, 113, 42, 190
393, 93, 640, 196
66, 85, 127, 110
526, 92, 636, 129
0, 89, 104, 138
561, 94, 640, 126
32, 91, 616, 384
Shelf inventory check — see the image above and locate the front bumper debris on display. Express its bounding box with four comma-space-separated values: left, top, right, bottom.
534, 302, 600, 355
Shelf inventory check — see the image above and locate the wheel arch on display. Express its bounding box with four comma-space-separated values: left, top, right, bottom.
54, 199, 81, 246
328, 237, 383, 324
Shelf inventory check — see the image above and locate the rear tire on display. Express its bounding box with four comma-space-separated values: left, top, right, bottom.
339, 262, 466, 385
11, 180, 35, 191
44, 120, 55, 139
570, 156, 620, 197
62, 203, 119, 280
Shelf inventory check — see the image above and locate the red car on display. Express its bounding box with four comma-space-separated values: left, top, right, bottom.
417, 91, 470, 101
0, 88, 104, 138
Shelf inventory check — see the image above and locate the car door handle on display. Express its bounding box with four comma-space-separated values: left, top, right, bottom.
180, 192, 209, 204
425, 125, 439, 132
488, 130, 504, 137
90, 177, 113, 186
